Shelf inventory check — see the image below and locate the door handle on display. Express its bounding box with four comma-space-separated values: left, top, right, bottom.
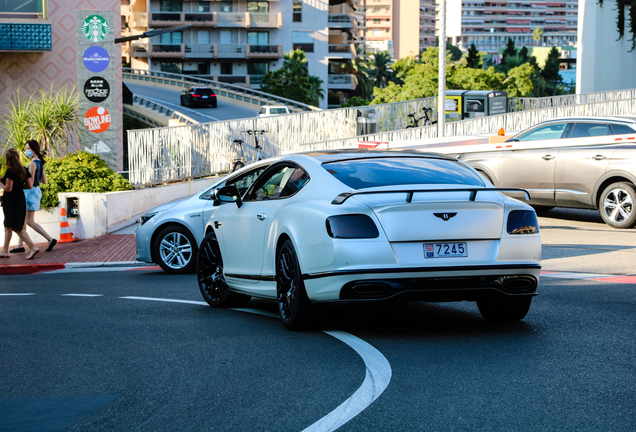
542, 155, 555, 160
257, 214, 266, 221
593, 155, 606, 161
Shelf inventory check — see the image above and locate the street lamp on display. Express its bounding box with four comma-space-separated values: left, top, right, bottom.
114, 24, 193, 44
438, 0, 446, 138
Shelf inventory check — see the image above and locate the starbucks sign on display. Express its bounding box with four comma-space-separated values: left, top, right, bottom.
82, 14, 109, 42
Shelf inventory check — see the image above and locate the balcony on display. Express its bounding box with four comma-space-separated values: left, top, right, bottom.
218, 74, 249, 86
329, 13, 353, 28
185, 43, 215, 58
216, 43, 248, 58
249, 74, 266, 86
128, 12, 148, 29
249, 12, 282, 28
148, 11, 282, 28
132, 41, 149, 57
184, 12, 215, 27
148, 43, 185, 58
328, 74, 355, 90
247, 44, 282, 59
328, 43, 355, 58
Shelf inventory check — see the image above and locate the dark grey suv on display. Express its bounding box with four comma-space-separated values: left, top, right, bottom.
459, 116, 636, 228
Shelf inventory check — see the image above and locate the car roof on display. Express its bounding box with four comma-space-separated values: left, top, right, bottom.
297, 148, 457, 164
535, 116, 636, 125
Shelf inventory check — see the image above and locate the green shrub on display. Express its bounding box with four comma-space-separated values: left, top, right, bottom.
41, 151, 133, 209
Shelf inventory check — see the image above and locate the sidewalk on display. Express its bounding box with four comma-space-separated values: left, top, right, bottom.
0, 224, 144, 275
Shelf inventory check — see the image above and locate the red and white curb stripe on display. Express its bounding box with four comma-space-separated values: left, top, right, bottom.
540, 271, 636, 284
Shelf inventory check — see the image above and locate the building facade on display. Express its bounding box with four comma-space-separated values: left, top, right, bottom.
445, 0, 578, 54
122, 0, 366, 109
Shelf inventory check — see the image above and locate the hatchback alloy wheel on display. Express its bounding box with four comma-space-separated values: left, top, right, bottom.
153, 225, 197, 274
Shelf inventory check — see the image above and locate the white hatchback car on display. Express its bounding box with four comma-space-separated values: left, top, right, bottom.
134, 160, 274, 273
196, 149, 542, 330
258, 105, 290, 117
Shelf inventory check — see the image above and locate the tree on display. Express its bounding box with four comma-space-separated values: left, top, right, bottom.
366, 51, 395, 89
436, 37, 463, 61
532, 27, 544, 47
519, 46, 530, 63
370, 47, 535, 103
501, 38, 517, 63
466, 43, 482, 69
541, 46, 562, 83
259, 50, 324, 106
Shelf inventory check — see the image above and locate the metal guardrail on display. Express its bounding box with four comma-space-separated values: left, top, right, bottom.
127, 79, 636, 187
130, 95, 199, 125
127, 96, 436, 186
123, 68, 319, 112
508, 89, 636, 112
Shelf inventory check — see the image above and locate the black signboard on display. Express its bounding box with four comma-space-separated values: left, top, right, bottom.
83, 76, 110, 102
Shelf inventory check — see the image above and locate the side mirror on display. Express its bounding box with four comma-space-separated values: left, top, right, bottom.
215, 185, 242, 208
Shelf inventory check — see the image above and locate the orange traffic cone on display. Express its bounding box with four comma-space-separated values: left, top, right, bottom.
58, 207, 76, 243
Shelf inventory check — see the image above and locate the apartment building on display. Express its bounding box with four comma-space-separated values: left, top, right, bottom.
122, 0, 365, 109
446, 0, 578, 54
365, 0, 436, 59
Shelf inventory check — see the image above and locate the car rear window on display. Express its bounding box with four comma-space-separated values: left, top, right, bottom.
195, 88, 214, 96
323, 157, 485, 190
611, 124, 636, 135
271, 108, 288, 114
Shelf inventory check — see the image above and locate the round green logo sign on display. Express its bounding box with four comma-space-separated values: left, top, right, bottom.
82, 15, 110, 42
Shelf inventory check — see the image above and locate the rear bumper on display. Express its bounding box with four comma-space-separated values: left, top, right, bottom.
302, 264, 540, 302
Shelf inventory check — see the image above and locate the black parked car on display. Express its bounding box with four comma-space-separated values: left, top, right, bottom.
180, 86, 217, 108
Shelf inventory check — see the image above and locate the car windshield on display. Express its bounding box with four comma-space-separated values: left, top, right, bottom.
195, 88, 214, 96
323, 157, 485, 190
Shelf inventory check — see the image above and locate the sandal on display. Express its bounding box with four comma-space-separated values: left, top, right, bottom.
0, 253, 9, 258
10, 247, 25, 253
26, 248, 40, 260
46, 239, 57, 252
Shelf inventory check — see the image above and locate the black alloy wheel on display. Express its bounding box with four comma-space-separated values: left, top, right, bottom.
476, 295, 532, 322
276, 239, 312, 330
197, 233, 250, 308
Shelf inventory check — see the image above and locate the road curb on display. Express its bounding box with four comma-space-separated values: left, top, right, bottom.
0, 261, 153, 275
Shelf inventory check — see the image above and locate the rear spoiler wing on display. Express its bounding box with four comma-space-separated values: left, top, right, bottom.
331, 188, 531, 205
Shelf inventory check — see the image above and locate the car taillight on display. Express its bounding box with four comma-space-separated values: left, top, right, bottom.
507, 210, 539, 234
326, 214, 379, 239
192, 94, 200, 97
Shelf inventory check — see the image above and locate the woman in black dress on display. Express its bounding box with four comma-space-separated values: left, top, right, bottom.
1, 149, 39, 259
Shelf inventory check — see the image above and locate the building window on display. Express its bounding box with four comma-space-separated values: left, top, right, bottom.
220, 62, 233, 75
248, 31, 270, 51
160, 31, 182, 44
248, 63, 269, 75
293, 31, 314, 53
220, 2, 233, 12
373, 19, 380, 24
198, 2, 210, 13
160, 0, 182, 12
247, 1, 269, 13
293, 1, 302, 22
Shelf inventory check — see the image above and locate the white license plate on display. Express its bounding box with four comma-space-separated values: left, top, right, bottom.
424, 243, 468, 258
202, 95, 208, 98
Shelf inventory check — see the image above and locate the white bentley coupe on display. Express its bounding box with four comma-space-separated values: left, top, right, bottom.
196, 150, 542, 330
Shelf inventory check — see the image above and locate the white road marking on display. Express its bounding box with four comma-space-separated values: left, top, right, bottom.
61, 294, 104, 297
541, 272, 617, 279
123, 299, 393, 431
0, 293, 35, 296
137, 95, 221, 121
46, 266, 152, 274
120, 296, 208, 306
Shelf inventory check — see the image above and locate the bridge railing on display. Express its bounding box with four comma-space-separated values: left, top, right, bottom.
130, 95, 199, 125
123, 68, 319, 112
508, 89, 636, 112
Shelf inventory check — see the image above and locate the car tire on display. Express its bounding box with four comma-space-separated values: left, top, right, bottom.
180, 97, 185, 106
197, 233, 251, 308
477, 296, 532, 322
212, 101, 217, 108
153, 225, 197, 274
276, 239, 313, 331
599, 182, 636, 229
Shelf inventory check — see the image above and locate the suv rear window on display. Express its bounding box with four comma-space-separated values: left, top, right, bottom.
611, 123, 636, 135
323, 157, 485, 190
271, 108, 288, 114
195, 88, 214, 96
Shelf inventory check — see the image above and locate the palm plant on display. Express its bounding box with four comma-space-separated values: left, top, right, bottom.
283, 49, 309, 76
366, 51, 395, 89
1, 86, 84, 157
307, 75, 325, 106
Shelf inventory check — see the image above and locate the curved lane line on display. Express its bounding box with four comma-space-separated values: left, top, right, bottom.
120, 299, 393, 431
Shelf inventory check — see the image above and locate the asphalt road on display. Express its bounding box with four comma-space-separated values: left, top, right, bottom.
126, 82, 259, 124
1, 211, 635, 431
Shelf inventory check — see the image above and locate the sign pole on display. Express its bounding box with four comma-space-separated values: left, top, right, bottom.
438, 0, 447, 138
